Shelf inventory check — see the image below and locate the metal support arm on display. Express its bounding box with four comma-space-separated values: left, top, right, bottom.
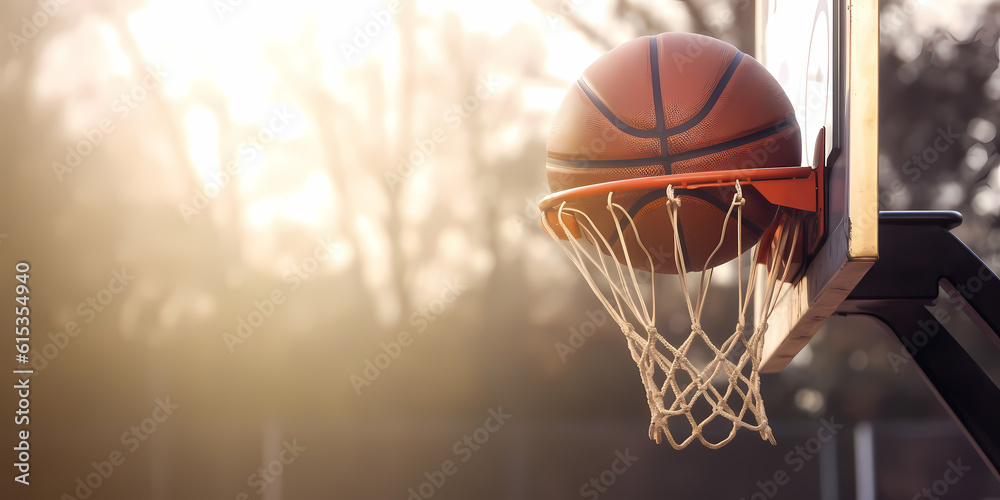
836, 211, 1000, 480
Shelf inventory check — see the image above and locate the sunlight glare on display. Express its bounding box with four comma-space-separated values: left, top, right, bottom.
184, 108, 220, 182
417, 0, 538, 36
283, 171, 335, 227
99, 25, 132, 76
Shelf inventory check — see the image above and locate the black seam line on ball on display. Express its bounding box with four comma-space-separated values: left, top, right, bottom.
606, 188, 764, 252
577, 78, 660, 139
675, 211, 693, 271
604, 189, 693, 270
573, 49, 745, 145
649, 36, 669, 170
545, 156, 667, 169
649, 36, 666, 134
545, 117, 795, 170
673, 188, 765, 236
662, 51, 745, 137
665, 117, 795, 165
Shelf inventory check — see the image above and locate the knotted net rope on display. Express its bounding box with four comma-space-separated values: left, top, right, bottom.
541, 182, 799, 449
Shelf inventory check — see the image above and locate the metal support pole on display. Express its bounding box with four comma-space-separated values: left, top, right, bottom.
836, 211, 1000, 481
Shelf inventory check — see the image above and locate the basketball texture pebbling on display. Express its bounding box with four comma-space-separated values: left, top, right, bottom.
545, 33, 801, 274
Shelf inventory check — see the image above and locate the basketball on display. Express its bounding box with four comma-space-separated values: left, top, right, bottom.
545, 33, 801, 274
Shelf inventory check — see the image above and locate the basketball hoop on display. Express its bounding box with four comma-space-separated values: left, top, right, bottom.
539, 167, 817, 449
537, 32, 825, 449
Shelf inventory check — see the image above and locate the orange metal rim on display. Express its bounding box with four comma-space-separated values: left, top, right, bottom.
538, 166, 816, 213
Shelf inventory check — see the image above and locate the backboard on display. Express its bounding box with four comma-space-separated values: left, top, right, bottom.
753, 0, 879, 372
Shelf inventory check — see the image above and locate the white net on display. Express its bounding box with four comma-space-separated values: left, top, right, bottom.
542, 182, 800, 449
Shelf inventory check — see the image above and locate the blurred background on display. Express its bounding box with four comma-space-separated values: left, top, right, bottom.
1, 0, 999, 498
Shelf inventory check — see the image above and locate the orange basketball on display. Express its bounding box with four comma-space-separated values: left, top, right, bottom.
545, 33, 801, 274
